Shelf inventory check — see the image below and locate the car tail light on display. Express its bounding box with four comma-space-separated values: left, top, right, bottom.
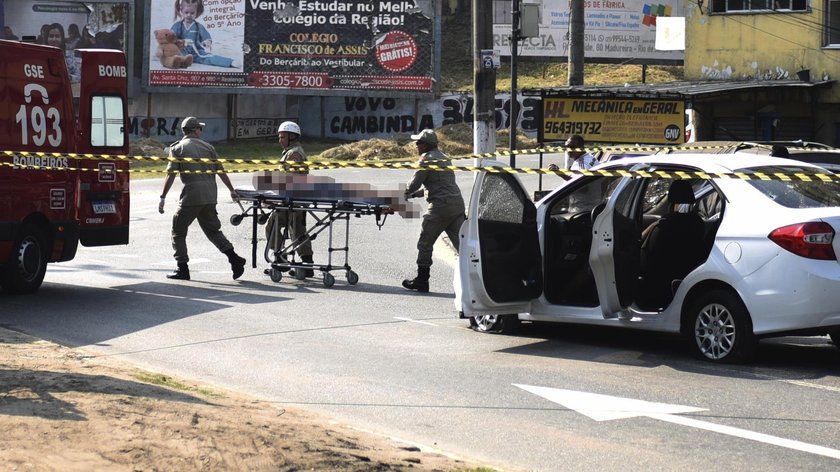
768, 222, 836, 260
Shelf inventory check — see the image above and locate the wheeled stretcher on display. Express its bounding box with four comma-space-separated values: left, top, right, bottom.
232, 188, 394, 287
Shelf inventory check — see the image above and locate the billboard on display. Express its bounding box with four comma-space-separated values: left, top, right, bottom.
542, 97, 685, 144
493, 0, 683, 63
146, 0, 437, 94
2, 0, 129, 88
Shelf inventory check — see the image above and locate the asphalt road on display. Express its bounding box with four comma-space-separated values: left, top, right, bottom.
4, 157, 840, 471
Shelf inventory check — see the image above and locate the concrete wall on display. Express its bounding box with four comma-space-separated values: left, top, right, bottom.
128, 91, 542, 143
127, 92, 295, 142
685, 5, 835, 86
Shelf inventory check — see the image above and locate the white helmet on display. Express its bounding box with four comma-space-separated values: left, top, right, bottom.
277, 121, 301, 135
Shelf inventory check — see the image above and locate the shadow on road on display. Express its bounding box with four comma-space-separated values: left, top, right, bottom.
0, 367, 212, 421
492, 322, 840, 380
0, 281, 281, 346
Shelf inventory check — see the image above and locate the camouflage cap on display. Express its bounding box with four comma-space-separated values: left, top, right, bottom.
181, 116, 206, 130
410, 129, 438, 146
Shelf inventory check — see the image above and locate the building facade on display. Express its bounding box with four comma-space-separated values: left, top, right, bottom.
685, 2, 840, 145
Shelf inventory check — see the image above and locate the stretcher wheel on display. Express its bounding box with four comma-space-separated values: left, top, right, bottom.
323, 273, 335, 288
230, 214, 244, 226
346, 270, 359, 285
269, 268, 283, 283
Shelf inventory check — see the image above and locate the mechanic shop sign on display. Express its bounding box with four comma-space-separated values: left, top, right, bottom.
542, 97, 685, 144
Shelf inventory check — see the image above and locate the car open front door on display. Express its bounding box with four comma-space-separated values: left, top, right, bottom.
455, 166, 542, 317
590, 176, 645, 318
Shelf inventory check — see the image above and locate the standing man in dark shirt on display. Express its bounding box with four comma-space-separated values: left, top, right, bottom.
158, 117, 246, 281
402, 129, 465, 293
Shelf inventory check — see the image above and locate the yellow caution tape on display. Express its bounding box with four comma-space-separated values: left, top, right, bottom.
11, 142, 836, 167
3, 156, 839, 182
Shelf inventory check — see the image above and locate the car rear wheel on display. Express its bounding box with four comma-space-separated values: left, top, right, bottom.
1, 223, 49, 295
469, 314, 520, 334
685, 289, 756, 363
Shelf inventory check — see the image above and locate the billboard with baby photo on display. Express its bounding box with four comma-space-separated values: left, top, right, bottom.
145, 0, 438, 95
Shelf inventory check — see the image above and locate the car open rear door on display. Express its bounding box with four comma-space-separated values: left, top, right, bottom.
455, 165, 543, 317
590, 176, 644, 318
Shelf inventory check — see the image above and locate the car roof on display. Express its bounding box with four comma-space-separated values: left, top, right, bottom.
598, 151, 829, 173
657, 140, 836, 154
648, 140, 840, 169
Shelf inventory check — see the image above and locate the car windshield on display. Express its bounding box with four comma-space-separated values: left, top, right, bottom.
741, 165, 840, 208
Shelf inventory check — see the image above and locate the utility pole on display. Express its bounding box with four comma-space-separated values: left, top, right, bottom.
473, 0, 496, 168
509, 0, 521, 167
568, 0, 585, 85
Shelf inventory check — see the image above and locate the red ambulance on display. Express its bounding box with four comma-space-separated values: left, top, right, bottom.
0, 40, 130, 294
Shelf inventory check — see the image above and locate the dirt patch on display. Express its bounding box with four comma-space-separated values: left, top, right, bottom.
318, 123, 537, 161
0, 327, 494, 471
129, 137, 167, 158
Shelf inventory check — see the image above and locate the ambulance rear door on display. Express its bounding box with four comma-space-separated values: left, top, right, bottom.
74, 49, 130, 246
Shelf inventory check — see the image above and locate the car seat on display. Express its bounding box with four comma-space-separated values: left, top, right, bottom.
639, 180, 706, 309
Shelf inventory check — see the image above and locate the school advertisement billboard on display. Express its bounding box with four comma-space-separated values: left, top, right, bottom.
493, 0, 683, 64
145, 0, 438, 94
542, 97, 685, 144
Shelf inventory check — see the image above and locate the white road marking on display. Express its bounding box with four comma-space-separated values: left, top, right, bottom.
394, 317, 438, 326
700, 364, 840, 394
780, 379, 840, 393
516, 384, 840, 460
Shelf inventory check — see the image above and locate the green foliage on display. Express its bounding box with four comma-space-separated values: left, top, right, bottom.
133, 371, 223, 398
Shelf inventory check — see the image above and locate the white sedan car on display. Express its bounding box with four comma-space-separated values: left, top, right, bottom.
455, 153, 840, 363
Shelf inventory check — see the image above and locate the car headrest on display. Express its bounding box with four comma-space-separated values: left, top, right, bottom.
668, 180, 696, 204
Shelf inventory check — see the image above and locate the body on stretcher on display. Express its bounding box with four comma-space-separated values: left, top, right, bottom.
232, 187, 395, 288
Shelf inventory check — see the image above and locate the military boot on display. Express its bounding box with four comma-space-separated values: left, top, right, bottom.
167, 263, 190, 281
290, 255, 315, 279
401, 266, 430, 293
225, 249, 246, 280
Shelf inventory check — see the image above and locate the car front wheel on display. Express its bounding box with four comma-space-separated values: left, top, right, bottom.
469, 314, 520, 334
685, 289, 756, 363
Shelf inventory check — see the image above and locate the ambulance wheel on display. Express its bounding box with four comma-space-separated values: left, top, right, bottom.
323, 273, 335, 288
1, 223, 49, 295
346, 270, 359, 285
269, 268, 282, 283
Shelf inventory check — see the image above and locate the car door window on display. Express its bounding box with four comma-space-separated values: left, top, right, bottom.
641, 178, 670, 212
477, 173, 542, 303
695, 182, 724, 221
478, 174, 524, 223
550, 177, 621, 217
